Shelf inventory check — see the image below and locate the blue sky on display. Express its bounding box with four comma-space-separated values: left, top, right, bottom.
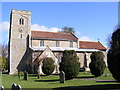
1, 2, 118, 47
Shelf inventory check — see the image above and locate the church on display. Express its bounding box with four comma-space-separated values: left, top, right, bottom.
8, 9, 107, 74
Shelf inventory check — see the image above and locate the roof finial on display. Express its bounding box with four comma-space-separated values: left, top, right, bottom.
98, 38, 100, 42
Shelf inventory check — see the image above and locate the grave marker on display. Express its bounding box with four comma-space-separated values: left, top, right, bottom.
59, 71, 65, 83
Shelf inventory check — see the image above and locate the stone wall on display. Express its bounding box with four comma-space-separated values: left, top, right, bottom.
31, 39, 78, 48
9, 9, 31, 74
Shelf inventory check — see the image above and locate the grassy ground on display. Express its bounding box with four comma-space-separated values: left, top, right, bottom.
2, 68, 120, 89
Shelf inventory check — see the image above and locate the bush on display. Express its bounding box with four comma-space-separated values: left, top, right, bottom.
107, 28, 120, 82
89, 51, 106, 77
42, 58, 55, 75
59, 50, 80, 80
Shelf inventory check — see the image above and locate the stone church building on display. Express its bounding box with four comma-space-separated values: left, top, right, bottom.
8, 9, 107, 74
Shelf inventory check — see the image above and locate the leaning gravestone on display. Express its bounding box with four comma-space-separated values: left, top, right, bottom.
24, 71, 28, 80
59, 71, 65, 83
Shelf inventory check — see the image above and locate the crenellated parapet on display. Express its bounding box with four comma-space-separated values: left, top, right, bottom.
11, 9, 31, 15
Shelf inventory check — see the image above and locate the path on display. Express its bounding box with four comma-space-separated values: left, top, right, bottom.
81, 78, 116, 82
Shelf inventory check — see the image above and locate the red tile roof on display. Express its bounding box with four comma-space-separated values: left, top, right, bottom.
31, 31, 78, 41
79, 41, 106, 50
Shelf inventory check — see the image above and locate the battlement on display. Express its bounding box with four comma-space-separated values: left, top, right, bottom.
11, 9, 31, 15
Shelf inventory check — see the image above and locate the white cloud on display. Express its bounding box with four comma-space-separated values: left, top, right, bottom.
31, 24, 61, 32
79, 36, 93, 41
0, 21, 10, 32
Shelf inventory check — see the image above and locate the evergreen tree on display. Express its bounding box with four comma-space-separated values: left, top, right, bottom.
89, 51, 106, 77
42, 58, 55, 75
107, 28, 120, 82
60, 50, 80, 80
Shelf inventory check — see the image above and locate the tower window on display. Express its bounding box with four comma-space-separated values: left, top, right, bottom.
40, 40, 44, 46
20, 33, 22, 39
56, 41, 59, 47
70, 41, 73, 48
19, 18, 24, 25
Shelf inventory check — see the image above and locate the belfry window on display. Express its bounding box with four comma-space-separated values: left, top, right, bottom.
40, 40, 44, 46
19, 18, 24, 25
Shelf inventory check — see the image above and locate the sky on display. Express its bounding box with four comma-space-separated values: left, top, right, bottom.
0, 1, 118, 48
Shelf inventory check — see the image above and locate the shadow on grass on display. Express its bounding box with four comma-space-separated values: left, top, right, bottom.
35, 79, 59, 82
28, 74, 52, 77
96, 80, 118, 83
53, 84, 120, 90
75, 76, 95, 79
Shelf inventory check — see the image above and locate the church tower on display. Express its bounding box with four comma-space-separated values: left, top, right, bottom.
8, 9, 31, 74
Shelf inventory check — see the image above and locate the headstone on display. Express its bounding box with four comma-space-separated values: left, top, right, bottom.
24, 71, 28, 80
12, 83, 17, 90
16, 85, 21, 90
59, 71, 65, 83
18, 71, 20, 78
12, 84, 21, 90
38, 74, 40, 79
0, 86, 4, 90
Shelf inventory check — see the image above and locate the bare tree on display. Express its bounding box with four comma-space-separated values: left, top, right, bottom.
0, 43, 8, 72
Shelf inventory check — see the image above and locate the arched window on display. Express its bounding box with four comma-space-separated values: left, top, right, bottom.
70, 41, 73, 48
40, 40, 44, 46
20, 33, 22, 39
56, 41, 59, 47
19, 18, 24, 25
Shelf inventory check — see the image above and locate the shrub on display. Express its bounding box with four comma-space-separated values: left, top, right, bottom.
107, 28, 120, 82
59, 50, 80, 80
89, 51, 106, 77
42, 58, 55, 75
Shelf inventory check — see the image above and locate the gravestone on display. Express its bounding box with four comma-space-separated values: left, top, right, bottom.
38, 74, 40, 79
12, 84, 21, 90
24, 71, 28, 80
0, 86, 4, 90
12, 83, 17, 90
18, 71, 20, 78
16, 85, 21, 90
59, 71, 65, 83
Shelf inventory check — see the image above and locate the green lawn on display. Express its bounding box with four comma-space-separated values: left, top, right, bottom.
2, 68, 120, 89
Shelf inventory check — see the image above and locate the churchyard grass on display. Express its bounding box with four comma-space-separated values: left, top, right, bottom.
2, 68, 120, 89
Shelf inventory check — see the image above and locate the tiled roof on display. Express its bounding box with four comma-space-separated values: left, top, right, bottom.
31, 31, 78, 41
79, 41, 106, 50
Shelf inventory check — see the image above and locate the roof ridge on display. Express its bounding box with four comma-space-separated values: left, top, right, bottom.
31, 30, 72, 35
79, 41, 98, 43
31, 30, 78, 41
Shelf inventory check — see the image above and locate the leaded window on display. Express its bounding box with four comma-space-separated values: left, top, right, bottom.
40, 40, 44, 46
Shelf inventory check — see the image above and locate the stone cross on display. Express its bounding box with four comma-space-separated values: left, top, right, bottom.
59, 71, 65, 83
